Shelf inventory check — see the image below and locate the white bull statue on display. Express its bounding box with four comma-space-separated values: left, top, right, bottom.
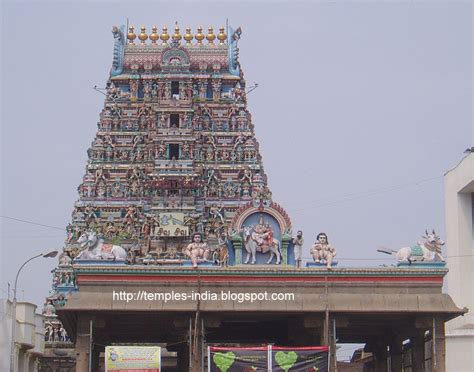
75, 230, 127, 261
378, 229, 445, 263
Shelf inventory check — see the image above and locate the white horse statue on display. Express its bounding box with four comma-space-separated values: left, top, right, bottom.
242, 226, 281, 264
75, 230, 127, 261
378, 229, 445, 263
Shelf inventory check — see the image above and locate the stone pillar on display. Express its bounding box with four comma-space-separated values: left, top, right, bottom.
389, 336, 403, 372
231, 236, 243, 264
433, 318, 446, 372
373, 340, 389, 372
75, 315, 92, 371
281, 236, 292, 265
411, 333, 426, 372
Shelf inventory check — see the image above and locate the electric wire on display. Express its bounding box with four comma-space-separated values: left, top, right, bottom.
0, 215, 63, 230
286, 175, 442, 212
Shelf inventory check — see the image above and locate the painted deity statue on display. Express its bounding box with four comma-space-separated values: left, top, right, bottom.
185, 233, 210, 268
253, 220, 274, 248
242, 215, 281, 264
292, 230, 304, 268
310, 232, 336, 269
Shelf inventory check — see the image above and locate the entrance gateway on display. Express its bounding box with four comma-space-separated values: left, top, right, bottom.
39, 23, 464, 372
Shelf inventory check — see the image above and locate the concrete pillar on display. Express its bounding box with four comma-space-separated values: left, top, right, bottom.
389, 336, 403, 372
75, 315, 92, 371
17, 349, 25, 372
316, 327, 325, 347
329, 318, 337, 372
373, 340, 389, 372
189, 320, 202, 372
411, 333, 425, 372
433, 318, 446, 372
28, 356, 35, 372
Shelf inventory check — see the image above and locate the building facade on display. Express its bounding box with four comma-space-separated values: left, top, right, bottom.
445, 152, 474, 372
1, 300, 45, 372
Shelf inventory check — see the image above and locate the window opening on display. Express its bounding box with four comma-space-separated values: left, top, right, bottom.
170, 114, 180, 128
171, 81, 180, 99
169, 144, 179, 160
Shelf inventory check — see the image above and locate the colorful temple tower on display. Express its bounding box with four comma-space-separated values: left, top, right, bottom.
41, 23, 294, 369
39, 24, 464, 372
62, 23, 292, 266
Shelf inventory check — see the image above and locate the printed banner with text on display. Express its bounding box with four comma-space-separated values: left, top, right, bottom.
105, 346, 161, 372
208, 345, 329, 372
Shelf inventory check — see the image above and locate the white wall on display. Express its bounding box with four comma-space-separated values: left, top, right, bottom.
445, 153, 474, 372
0, 300, 13, 372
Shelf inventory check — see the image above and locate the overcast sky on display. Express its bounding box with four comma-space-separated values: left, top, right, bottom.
1, 2, 472, 352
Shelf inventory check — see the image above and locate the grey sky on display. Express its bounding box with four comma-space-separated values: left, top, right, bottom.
1, 2, 472, 350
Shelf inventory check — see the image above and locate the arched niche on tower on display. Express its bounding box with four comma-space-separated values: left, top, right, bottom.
160, 47, 191, 72
229, 202, 293, 266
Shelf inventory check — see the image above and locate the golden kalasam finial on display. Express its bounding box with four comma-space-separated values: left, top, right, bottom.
195, 26, 204, 45
217, 26, 227, 45
206, 26, 216, 44
150, 26, 159, 44
138, 26, 148, 45
172, 23, 182, 43
184, 27, 193, 45
160, 26, 170, 45
127, 26, 137, 45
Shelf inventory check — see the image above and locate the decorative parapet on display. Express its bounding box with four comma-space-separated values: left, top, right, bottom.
72, 264, 449, 280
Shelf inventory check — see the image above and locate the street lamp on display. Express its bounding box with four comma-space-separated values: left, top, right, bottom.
10, 250, 58, 372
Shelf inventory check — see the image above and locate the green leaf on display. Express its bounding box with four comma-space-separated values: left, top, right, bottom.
275, 351, 298, 372
213, 351, 236, 372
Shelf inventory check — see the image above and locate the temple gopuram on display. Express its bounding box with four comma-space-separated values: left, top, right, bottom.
39, 24, 465, 372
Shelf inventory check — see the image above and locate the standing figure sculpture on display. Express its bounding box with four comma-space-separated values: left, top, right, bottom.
310, 232, 336, 269
185, 232, 210, 268
292, 230, 304, 268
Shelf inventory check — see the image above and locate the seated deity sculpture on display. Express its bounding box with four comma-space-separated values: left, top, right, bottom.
185, 233, 210, 268
310, 232, 337, 269
252, 222, 273, 249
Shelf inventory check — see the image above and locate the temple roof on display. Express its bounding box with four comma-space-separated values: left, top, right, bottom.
111, 24, 241, 77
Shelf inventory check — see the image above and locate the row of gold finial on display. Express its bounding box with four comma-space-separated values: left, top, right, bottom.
127, 25, 227, 46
